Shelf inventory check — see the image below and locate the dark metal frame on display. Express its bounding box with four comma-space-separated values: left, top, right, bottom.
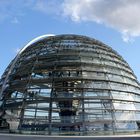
0, 34, 140, 135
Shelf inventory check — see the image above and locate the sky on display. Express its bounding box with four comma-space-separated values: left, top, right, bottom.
0, 0, 140, 81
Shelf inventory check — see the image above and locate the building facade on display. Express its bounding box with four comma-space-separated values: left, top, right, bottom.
0, 34, 140, 135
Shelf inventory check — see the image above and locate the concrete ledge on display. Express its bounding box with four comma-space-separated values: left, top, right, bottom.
1, 133, 140, 140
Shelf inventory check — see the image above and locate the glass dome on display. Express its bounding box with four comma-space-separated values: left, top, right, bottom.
0, 34, 140, 135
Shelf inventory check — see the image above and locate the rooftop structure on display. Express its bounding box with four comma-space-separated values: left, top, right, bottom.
0, 34, 140, 135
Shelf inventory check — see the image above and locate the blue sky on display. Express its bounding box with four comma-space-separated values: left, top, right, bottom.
0, 0, 140, 81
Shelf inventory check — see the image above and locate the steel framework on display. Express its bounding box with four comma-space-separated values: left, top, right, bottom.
0, 34, 140, 135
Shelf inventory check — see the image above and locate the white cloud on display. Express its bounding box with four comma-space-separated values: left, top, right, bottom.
14, 48, 21, 54
34, 0, 62, 15
1, 0, 140, 42
11, 17, 19, 24
0, 0, 61, 23
0, 0, 35, 23
62, 0, 140, 42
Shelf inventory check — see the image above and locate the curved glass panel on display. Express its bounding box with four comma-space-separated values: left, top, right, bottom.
0, 34, 140, 135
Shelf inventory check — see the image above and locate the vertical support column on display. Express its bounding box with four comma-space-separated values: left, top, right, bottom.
98, 53, 116, 134
81, 80, 86, 134
18, 89, 27, 130
48, 90, 53, 135
48, 69, 56, 135
34, 89, 40, 125
18, 54, 39, 130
